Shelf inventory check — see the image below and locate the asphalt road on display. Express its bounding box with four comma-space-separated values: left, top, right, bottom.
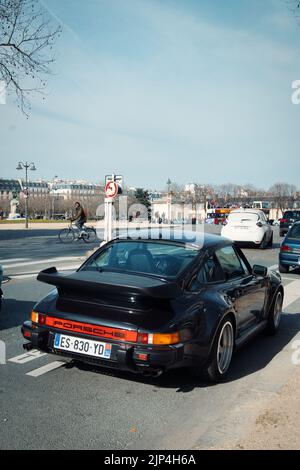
1, 226, 300, 450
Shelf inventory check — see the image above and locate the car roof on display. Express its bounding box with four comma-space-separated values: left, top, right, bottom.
113, 228, 231, 250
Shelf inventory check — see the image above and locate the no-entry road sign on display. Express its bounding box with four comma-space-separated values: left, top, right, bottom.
105, 181, 119, 198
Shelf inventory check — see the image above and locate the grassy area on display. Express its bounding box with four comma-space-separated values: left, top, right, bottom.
0, 219, 67, 224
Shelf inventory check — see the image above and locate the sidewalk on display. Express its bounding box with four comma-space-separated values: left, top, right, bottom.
217, 365, 300, 450
0, 222, 94, 230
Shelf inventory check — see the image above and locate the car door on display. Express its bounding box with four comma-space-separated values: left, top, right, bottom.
215, 245, 267, 334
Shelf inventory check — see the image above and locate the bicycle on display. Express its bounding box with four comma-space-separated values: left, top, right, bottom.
58, 223, 97, 244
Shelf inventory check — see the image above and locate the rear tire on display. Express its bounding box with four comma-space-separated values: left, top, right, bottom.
83, 227, 97, 243
267, 232, 273, 248
59, 228, 75, 244
259, 235, 267, 250
279, 231, 285, 238
279, 264, 289, 274
266, 291, 283, 335
189, 317, 234, 383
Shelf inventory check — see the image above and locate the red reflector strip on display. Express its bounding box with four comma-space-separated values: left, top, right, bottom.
45, 316, 138, 342
137, 353, 148, 361
23, 331, 31, 339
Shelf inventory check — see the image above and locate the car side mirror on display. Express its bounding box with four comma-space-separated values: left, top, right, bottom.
253, 264, 267, 277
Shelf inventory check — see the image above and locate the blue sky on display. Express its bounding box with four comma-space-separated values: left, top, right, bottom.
1, 0, 300, 189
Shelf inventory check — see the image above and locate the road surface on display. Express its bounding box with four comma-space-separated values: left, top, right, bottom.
1, 226, 300, 449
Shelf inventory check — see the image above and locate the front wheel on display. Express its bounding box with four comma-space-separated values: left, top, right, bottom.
83, 227, 97, 243
59, 228, 75, 243
190, 317, 234, 382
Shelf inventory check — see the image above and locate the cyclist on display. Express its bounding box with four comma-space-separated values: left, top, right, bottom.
71, 202, 87, 238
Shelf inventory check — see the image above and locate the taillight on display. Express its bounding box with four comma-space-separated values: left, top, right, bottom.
280, 219, 287, 223
281, 245, 292, 252
137, 331, 180, 345
31, 311, 46, 325
137, 332, 149, 344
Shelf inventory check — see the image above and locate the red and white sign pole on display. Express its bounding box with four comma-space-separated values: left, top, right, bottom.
104, 175, 119, 243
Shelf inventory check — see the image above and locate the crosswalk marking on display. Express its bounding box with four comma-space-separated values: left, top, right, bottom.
26, 361, 65, 377
9, 350, 47, 364
283, 280, 300, 310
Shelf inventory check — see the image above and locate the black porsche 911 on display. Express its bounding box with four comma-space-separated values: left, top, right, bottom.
22, 230, 284, 382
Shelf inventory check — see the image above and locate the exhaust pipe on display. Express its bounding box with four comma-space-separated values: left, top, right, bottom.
143, 369, 163, 378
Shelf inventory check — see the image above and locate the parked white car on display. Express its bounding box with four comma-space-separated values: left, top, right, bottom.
221, 209, 273, 249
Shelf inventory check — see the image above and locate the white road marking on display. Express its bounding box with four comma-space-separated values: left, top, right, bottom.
26, 361, 65, 377
283, 280, 300, 310
9, 265, 81, 279
268, 264, 278, 271
281, 276, 300, 281
0, 258, 29, 263
2, 256, 84, 269
9, 350, 47, 364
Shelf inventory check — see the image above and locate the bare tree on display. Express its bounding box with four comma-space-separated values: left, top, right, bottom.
0, 0, 62, 115
269, 183, 297, 213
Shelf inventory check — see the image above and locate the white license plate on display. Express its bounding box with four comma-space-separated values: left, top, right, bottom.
54, 333, 112, 359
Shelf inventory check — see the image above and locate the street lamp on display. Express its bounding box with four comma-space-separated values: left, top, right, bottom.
51, 175, 58, 219
166, 178, 172, 223
16, 161, 37, 229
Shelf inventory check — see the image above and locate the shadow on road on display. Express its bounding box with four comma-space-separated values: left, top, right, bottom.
0, 298, 34, 330
67, 312, 300, 393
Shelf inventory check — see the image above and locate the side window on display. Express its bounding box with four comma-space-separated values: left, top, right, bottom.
189, 256, 224, 291
90, 245, 113, 268
215, 245, 245, 280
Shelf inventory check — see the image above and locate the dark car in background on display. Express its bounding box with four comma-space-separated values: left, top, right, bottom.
22, 230, 283, 383
279, 222, 300, 273
280, 210, 300, 237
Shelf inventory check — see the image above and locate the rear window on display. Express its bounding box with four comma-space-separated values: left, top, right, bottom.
283, 211, 300, 220
228, 212, 259, 223
84, 240, 199, 278
288, 224, 300, 239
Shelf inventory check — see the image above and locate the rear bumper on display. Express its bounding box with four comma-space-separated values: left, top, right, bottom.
279, 253, 300, 268
221, 230, 264, 244
21, 321, 190, 375
280, 225, 291, 234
